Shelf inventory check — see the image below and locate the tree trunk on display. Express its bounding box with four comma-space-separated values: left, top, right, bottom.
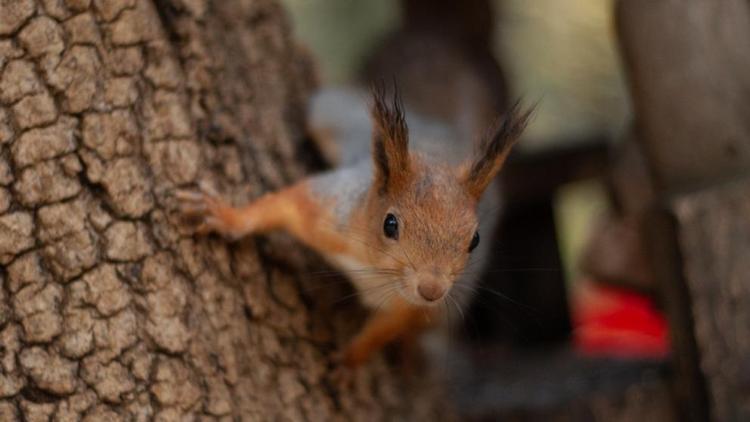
0, 0, 447, 420
617, 1, 750, 420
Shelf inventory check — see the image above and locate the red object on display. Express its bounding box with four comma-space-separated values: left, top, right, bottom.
573, 281, 670, 359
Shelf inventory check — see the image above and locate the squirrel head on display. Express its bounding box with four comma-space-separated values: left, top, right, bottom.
364, 85, 532, 306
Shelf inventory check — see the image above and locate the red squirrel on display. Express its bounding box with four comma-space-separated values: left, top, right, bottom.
177, 86, 531, 367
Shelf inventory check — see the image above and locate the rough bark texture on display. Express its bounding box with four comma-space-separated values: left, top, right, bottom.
0, 0, 447, 420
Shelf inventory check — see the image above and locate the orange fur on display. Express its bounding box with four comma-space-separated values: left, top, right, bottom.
177, 90, 532, 368
206, 183, 354, 256
461, 102, 533, 199
343, 295, 437, 367
371, 83, 412, 195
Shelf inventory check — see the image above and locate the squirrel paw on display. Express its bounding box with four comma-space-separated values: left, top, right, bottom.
330, 349, 359, 389
175, 182, 242, 238
330, 365, 356, 390
335, 341, 370, 369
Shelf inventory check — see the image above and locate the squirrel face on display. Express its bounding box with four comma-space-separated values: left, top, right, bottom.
365, 158, 480, 305
364, 86, 531, 306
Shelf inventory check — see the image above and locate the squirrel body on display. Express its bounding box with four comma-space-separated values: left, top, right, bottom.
177, 86, 530, 366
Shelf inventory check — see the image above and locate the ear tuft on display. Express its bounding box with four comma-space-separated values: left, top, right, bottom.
371, 82, 410, 194
463, 101, 534, 199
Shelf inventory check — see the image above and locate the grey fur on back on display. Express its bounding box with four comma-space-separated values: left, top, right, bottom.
309, 160, 373, 228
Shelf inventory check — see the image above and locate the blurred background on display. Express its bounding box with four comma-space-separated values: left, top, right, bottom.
282, 0, 749, 420
285, 0, 629, 145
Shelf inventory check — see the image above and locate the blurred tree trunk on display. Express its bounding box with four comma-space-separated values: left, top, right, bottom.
617, 1, 750, 421
0, 0, 447, 420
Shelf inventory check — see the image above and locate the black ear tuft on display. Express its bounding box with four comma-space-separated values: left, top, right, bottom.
371, 81, 410, 194
463, 101, 534, 199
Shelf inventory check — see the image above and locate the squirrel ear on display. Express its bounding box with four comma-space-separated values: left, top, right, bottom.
371, 83, 410, 195
461, 102, 533, 199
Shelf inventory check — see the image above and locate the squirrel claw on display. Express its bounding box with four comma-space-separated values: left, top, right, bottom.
194, 216, 224, 235
330, 365, 355, 389
174, 184, 234, 237
198, 180, 219, 197
330, 350, 358, 388
174, 190, 206, 203
176, 202, 207, 216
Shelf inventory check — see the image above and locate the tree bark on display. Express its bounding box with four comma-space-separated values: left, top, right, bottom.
0, 0, 447, 420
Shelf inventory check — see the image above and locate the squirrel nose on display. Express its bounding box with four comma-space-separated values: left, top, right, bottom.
418, 281, 446, 302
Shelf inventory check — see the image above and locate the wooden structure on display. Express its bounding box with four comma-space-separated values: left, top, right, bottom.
618, 1, 750, 420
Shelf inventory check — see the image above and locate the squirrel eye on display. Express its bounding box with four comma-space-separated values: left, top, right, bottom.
383, 213, 399, 240
468, 231, 480, 252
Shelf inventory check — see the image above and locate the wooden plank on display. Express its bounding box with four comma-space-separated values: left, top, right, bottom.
644, 206, 711, 422
447, 348, 676, 421
670, 178, 750, 421
616, 0, 750, 191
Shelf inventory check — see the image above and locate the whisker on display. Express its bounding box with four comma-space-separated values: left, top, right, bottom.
454, 281, 541, 319
330, 277, 401, 306
452, 268, 560, 277
371, 287, 399, 314
401, 248, 418, 272
314, 216, 419, 269
446, 293, 465, 323
326, 225, 409, 267
307, 270, 401, 281
301, 267, 396, 283
306, 267, 401, 276
301, 273, 396, 294
447, 285, 531, 341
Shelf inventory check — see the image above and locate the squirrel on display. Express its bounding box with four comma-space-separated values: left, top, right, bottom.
177, 85, 532, 367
